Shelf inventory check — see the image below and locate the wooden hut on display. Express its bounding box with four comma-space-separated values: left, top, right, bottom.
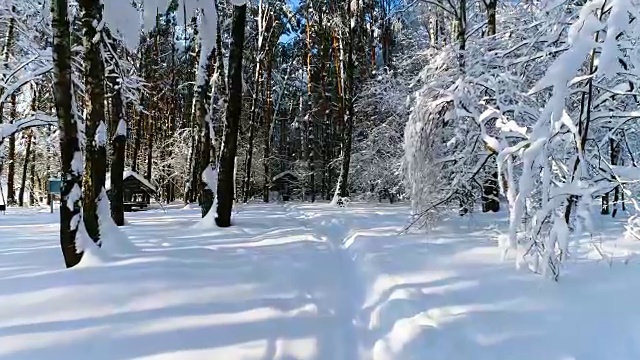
271, 171, 299, 201
106, 171, 157, 211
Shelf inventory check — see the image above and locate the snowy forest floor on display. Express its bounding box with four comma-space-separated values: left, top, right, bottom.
2, 202, 640, 359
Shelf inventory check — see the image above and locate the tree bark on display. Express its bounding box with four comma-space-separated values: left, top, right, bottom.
195, 49, 216, 217
131, 104, 143, 174
53, 0, 83, 268
243, 112, 257, 203
336, 4, 356, 199
109, 81, 127, 226
0, 5, 15, 194
262, 45, 274, 203
20, 87, 39, 207
18, 130, 33, 207
216, 3, 247, 227
612, 139, 621, 217
29, 144, 36, 206
79, 0, 107, 245
6, 94, 16, 205
145, 110, 153, 201
485, 0, 497, 37
305, 5, 316, 202
245, 2, 275, 203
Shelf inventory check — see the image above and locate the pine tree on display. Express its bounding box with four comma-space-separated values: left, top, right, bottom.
216, 3, 247, 227
79, 0, 107, 244
52, 0, 83, 268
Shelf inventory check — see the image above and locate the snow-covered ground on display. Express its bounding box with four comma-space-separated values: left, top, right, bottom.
1, 202, 640, 359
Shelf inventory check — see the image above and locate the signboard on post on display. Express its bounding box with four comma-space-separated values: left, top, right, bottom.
48, 178, 62, 213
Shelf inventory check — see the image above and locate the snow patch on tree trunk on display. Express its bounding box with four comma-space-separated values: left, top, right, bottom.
97, 189, 138, 256
75, 224, 109, 268
193, 167, 219, 228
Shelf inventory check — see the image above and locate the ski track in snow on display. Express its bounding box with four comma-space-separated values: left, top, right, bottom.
282, 203, 365, 360
0, 203, 374, 360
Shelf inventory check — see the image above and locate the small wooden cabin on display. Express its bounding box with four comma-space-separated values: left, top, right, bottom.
271, 171, 299, 201
106, 171, 157, 211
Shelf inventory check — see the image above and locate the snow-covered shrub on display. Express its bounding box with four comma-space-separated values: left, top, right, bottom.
403, 0, 640, 279
497, 0, 640, 279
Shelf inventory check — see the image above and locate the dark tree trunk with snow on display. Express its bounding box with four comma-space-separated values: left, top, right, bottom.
6, 94, 16, 205
29, 147, 36, 206
145, 111, 153, 203
336, 4, 356, 199
262, 47, 274, 203
19, 88, 39, 207
53, 0, 83, 268
132, 108, 142, 173
109, 82, 126, 226
216, 3, 246, 227
482, 171, 500, 212
602, 138, 622, 216
243, 49, 264, 203
195, 50, 216, 218
243, 118, 257, 203
79, 0, 107, 244
0, 5, 16, 197
18, 130, 33, 207
485, 0, 497, 36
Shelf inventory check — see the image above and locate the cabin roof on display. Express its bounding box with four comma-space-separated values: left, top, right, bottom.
272, 171, 298, 182
105, 171, 156, 193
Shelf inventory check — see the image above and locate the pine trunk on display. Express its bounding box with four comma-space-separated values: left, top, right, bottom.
20, 87, 39, 207
243, 55, 263, 203
305, 5, 315, 202
336, 6, 356, 199
6, 93, 18, 205
18, 130, 33, 207
216, 3, 247, 227
262, 50, 273, 203
79, 0, 107, 244
53, 0, 83, 268
109, 84, 127, 226
145, 111, 153, 200
0, 7, 15, 195
486, 0, 497, 37
29, 147, 36, 206
132, 108, 142, 173
195, 49, 216, 217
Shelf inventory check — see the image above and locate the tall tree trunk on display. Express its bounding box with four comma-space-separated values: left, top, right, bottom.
20, 86, 39, 207
166, 24, 178, 204
187, 136, 200, 203
305, 5, 316, 202
485, 0, 497, 37
53, 0, 83, 267
216, 3, 246, 227
243, 114, 257, 202
18, 130, 33, 207
243, 48, 264, 203
335, 4, 356, 200
262, 47, 274, 203
6, 94, 16, 205
0, 5, 15, 122
195, 48, 216, 217
185, 16, 200, 204
79, 0, 107, 245
109, 81, 127, 226
145, 111, 153, 198
0, 5, 15, 194
29, 145, 36, 206
605, 137, 622, 217
381, 0, 393, 67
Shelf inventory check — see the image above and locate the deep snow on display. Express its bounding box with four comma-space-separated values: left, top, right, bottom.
1, 202, 640, 359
